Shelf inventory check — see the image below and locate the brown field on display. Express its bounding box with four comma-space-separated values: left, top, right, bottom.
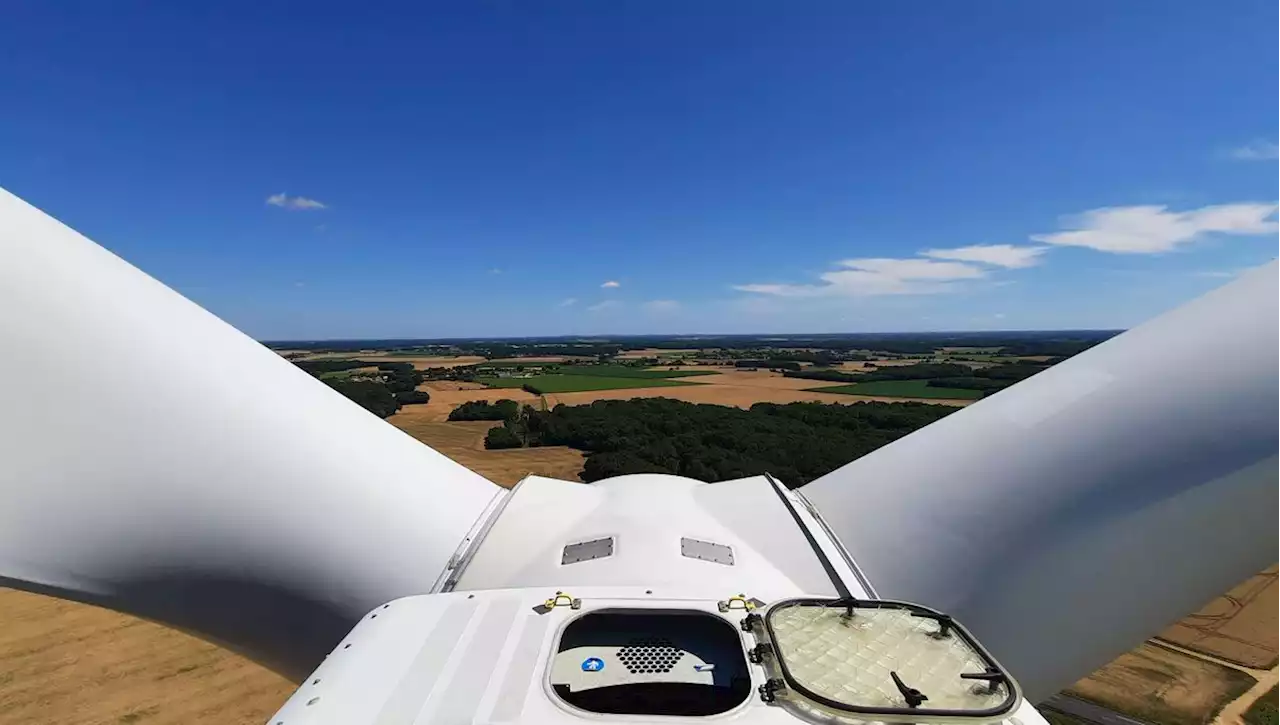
388, 408, 584, 486
0, 588, 292, 724
1068, 642, 1258, 725
1159, 566, 1279, 668
406, 383, 541, 422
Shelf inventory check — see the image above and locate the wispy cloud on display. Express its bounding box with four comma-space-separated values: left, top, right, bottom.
922, 244, 1048, 269
488, 268, 503, 275
266, 193, 328, 211
1226, 140, 1279, 161
1192, 270, 1238, 279
557, 297, 578, 307
1031, 203, 1278, 254
644, 299, 680, 312
587, 300, 621, 312
600, 280, 621, 288
735, 258, 985, 298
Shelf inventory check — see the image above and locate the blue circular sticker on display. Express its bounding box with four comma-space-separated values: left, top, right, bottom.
581, 657, 605, 672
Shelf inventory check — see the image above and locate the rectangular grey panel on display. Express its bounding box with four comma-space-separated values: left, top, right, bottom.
680, 537, 734, 565
562, 537, 614, 564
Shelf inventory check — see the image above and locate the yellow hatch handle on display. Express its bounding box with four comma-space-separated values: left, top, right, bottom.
719, 594, 756, 612
544, 591, 581, 610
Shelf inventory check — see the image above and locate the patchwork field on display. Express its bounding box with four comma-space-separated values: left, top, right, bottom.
814, 379, 985, 400
616, 347, 704, 359
479, 374, 702, 394
541, 384, 973, 409
1068, 642, 1257, 725
1159, 565, 1278, 668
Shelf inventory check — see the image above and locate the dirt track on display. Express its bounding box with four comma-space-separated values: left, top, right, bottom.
1159, 566, 1278, 668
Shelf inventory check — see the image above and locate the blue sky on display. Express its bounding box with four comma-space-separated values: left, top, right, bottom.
2, 2, 1276, 339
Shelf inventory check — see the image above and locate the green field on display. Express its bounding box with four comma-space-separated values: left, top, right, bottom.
1245, 688, 1278, 725
476, 377, 535, 389
556, 365, 715, 379
809, 379, 983, 400
479, 374, 701, 393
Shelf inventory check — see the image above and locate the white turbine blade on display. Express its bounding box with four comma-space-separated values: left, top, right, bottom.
0, 188, 503, 679
800, 262, 1279, 702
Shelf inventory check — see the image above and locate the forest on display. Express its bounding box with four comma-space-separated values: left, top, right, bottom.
290, 358, 430, 418
483, 398, 958, 487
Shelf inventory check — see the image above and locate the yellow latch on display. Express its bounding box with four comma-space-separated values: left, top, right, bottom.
543, 591, 582, 610
718, 594, 758, 612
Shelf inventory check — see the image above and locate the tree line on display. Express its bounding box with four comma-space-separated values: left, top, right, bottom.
784, 360, 1055, 397
290, 358, 430, 418
478, 398, 958, 487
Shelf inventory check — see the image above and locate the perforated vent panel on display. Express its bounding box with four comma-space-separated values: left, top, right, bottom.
617, 637, 685, 674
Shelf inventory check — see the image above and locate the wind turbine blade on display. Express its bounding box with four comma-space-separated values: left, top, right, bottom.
801, 262, 1278, 702
0, 188, 504, 679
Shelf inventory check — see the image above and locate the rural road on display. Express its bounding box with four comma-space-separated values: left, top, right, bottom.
1042, 695, 1155, 725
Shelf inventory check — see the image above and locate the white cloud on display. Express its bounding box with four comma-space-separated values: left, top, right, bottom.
922, 244, 1048, 269
1192, 270, 1237, 279
1227, 140, 1279, 161
587, 300, 621, 312
1031, 203, 1278, 254
557, 297, 578, 307
644, 299, 680, 312
489, 268, 503, 275
735, 258, 985, 297
600, 280, 621, 288
266, 193, 328, 211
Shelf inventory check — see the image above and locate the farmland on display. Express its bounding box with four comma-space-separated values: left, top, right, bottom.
476, 364, 710, 394
1068, 642, 1258, 725
813, 379, 985, 400
480, 374, 700, 393
1159, 565, 1278, 668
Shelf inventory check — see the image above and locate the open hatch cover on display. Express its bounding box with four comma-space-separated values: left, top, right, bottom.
750, 598, 1021, 723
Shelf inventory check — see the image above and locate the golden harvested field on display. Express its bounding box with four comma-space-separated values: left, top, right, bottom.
388, 409, 584, 486
0, 589, 292, 724
1068, 642, 1257, 725
406, 383, 541, 422
1159, 565, 1278, 668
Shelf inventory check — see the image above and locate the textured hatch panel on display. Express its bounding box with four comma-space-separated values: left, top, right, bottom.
769, 605, 1007, 712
